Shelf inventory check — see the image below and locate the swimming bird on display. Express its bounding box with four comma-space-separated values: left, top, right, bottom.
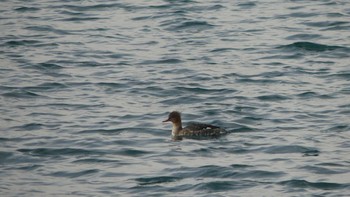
163, 111, 227, 139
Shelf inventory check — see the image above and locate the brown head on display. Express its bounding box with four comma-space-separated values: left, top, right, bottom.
163, 111, 182, 124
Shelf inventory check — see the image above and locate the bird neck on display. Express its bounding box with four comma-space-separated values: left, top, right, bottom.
172, 121, 182, 136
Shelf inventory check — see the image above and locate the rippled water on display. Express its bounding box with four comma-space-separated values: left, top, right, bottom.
1, 0, 350, 196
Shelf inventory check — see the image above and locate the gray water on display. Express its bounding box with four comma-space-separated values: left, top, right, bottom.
1, 0, 350, 196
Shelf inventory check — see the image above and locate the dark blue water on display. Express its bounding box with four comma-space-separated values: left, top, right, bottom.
1, 0, 350, 196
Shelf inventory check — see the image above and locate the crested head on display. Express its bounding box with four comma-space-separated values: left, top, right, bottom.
163, 111, 183, 136
163, 111, 182, 124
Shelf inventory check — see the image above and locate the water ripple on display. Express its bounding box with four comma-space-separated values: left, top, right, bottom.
135, 176, 181, 186
1, 0, 349, 196
279, 42, 348, 52
17, 148, 105, 157
264, 145, 319, 156
49, 169, 99, 178
279, 180, 349, 190
14, 7, 41, 12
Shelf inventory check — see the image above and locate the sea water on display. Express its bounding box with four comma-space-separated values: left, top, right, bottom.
0, 0, 350, 196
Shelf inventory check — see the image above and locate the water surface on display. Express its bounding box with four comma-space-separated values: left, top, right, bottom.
1, 0, 350, 196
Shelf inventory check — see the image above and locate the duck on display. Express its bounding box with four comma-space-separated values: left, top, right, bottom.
163, 111, 227, 139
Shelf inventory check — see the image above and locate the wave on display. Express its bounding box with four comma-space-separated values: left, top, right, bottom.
4, 40, 41, 46
15, 7, 40, 12
78, 128, 124, 135
17, 148, 105, 157
256, 94, 289, 101
1, 90, 44, 99
10, 123, 45, 131
59, 17, 107, 22
164, 20, 214, 32
56, 3, 136, 12
1, 82, 67, 98
264, 145, 319, 156
24, 25, 71, 35
285, 33, 321, 40
279, 42, 348, 52
0, 151, 13, 163
301, 165, 345, 175
73, 158, 123, 164
194, 180, 256, 191
326, 124, 349, 133
135, 176, 180, 185
33, 62, 64, 70
331, 72, 350, 79
279, 179, 348, 190
49, 169, 99, 178
303, 21, 348, 28
210, 47, 237, 53
140, 58, 183, 65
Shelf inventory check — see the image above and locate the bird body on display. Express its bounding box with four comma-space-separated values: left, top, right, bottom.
163, 111, 226, 139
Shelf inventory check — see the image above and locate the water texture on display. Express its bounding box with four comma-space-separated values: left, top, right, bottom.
1, 0, 350, 196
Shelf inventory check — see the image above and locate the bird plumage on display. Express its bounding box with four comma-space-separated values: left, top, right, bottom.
163, 111, 226, 139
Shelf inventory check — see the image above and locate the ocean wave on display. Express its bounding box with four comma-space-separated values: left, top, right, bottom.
264, 145, 319, 156
78, 128, 124, 135
4, 40, 41, 46
285, 33, 321, 40
135, 176, 181, 185
303, 21, 348, 28
279, 179, 348, 190
55, 3, 136, 12
0, 151, 13, 163
49, 169, 99, 178
14, 7, 40, 12
256, 94, 289, 101
164, 20, 214, 32
279, 42, 348, 52
24, 25, 71, 35
194, 180, 256, 191
1, 90, 45, 99
17, 148, 106, 157
140, 58, 183, 65
59, 17, 107, 22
